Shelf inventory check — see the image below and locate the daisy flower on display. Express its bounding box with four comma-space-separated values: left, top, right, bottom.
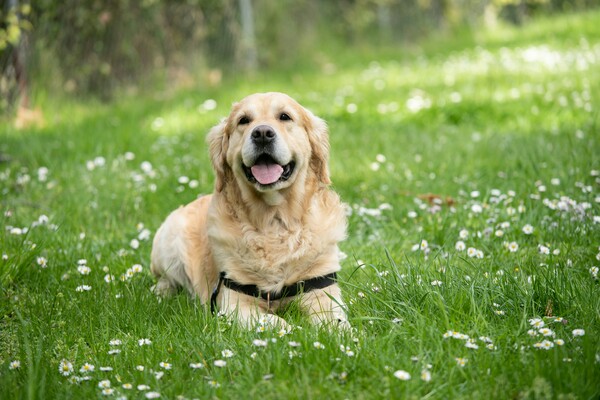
313, 342, 325, 349
221, 349, 234, 358
522, 224, 534, 235
159, 361, 172, 370
459, 229, 469, 239
465, 340, 479, 349
145, 392, 161, 399
572, 329, 585, 337
538, 245, 550, 255
455, 357, 468, 367
109, 339, 122, 346
421, 369, 432, 382
554, 339, 565, 346
420, 240, 429, 251
340, 345, 355, 357
122, 383, 133, 389
455, 241, 466, 251
138, 338, 152, 346
393, 370, 411, 380
467, 247, 478, 258
138, 228, 152, 240
138, 384, 150, 391
539, 328, 555, 337
122, 269, 135, 281
507, 242, 519, 252
101, 388, 114, 396
9, 360, 21, 370
252, 339, 268, 347
533, 340, 554, 350
189, 363, 204, 369
77, 265, 91, 275
131, 264, 143, 273
59, 359, 73, 376
213, 360, 227, 367
98, 380, 111, 389
75, 285, 92, 292
529, 318, 545, 328
37, 257, 48, 268
453, 332, 469, 340
136, 365, 145, 371
207, 380, 220, 388
471, 204, 483, 213
80, 363, 95, 373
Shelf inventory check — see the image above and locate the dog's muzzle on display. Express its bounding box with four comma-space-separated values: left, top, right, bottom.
242, 125, 295, 186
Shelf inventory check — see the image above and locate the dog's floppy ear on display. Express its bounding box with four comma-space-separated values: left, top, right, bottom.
206, 119, 230, 192
305, 111, 331, 186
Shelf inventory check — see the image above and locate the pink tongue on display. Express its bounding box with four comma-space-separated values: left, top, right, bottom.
251, 163, 284, 185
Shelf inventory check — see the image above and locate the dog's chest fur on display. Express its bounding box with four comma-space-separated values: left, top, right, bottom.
208, 197, 344, 292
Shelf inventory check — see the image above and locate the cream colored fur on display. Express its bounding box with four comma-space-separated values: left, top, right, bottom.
151, 92, 348, 329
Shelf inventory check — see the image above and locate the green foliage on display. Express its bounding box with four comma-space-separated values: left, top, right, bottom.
1, 9, 600, 399
0, 3, 32, 51
2, 0, 596, 101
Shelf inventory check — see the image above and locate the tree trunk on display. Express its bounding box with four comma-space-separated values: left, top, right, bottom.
238, 0, 257, 71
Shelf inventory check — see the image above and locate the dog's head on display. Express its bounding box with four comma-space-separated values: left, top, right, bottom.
207, 92, 330, 201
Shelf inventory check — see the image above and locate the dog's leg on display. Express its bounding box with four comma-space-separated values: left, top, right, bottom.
218, 288, 290, 329
151, 274, 181, 297
150, 208, 197, 298
300, 284, 350, 330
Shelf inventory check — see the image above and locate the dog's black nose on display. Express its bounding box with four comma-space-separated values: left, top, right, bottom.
251, 125, 276, 145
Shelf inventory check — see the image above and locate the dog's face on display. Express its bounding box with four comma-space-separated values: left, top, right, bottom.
208, 92, 330, 197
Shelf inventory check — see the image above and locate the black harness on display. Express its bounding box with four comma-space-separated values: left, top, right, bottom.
210, 271, 337, 314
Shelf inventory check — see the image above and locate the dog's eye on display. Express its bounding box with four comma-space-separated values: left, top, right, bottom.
239, 116, 250, 125
279, 113, 292, 122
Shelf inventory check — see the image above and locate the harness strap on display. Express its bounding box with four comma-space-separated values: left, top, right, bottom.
210, 271, 337, 314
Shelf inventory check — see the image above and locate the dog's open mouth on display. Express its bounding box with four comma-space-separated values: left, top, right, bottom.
243, 154, 295, 186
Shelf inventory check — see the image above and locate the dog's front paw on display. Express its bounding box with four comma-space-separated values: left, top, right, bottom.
253, 313, 290, 331
151, 277, 179, 297
336, 317, 352, 331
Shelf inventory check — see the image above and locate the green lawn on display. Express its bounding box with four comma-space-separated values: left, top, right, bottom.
1, 10, 600, 399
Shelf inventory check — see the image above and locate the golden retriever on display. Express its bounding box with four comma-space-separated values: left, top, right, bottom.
151, 92, 348, 329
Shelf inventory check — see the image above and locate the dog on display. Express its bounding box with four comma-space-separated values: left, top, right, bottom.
151, 92, 349, 329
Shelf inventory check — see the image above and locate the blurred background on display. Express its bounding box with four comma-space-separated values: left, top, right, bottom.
0, 0, 597, 116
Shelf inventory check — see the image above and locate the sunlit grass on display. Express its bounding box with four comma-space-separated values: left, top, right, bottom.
1, 9, 599, 400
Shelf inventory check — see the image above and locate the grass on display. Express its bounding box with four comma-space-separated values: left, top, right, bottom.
1, 10, 600, 400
